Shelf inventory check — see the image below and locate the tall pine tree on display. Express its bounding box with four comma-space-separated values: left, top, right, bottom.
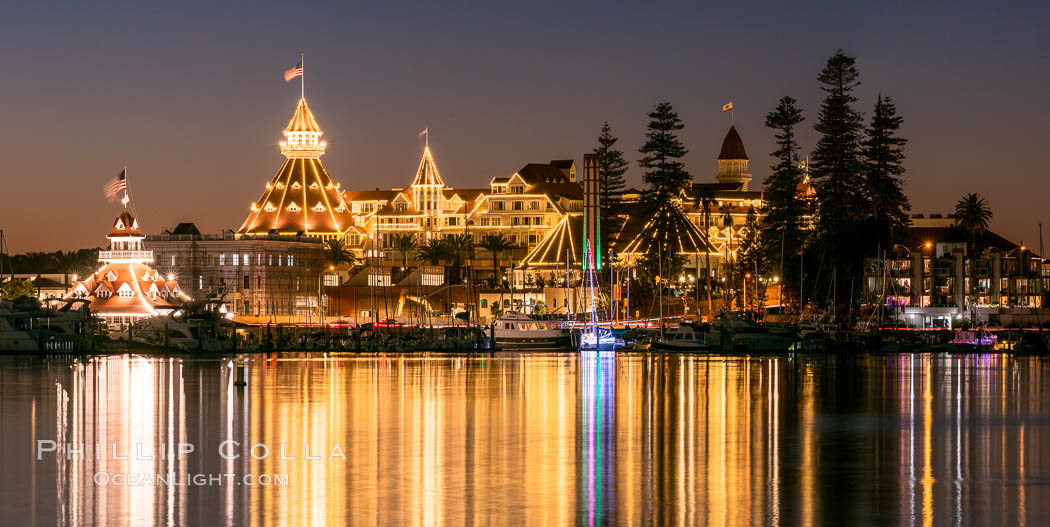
595, 121, 628, 258
862, 95, 909, 244
595, 121, 628, 203
810, 50, 867, 306
761, 96, 808, 306
638, 102, 690, 203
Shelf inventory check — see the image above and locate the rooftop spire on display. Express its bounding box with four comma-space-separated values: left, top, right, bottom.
280, 98, 325, 158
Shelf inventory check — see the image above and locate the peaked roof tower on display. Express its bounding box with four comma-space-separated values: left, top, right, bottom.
237, 97, 354, 237
714, 125, 753, 190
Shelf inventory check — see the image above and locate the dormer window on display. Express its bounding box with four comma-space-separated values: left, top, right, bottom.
287, 202, 300, 212
251, 203, 259, 212
313, 203, 325, 212
335, 204, 346, 212
276, 182, 285, 189
264, 202, 276, 212
105, 270, 117, 282
310, 182, 319, 190
291, 182, 301, 190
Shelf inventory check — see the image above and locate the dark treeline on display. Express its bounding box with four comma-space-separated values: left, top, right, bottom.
0, 248, 100, 277
592, 49, 915, 312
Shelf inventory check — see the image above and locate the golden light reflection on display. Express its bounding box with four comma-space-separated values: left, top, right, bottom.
8, 353, 1044, 526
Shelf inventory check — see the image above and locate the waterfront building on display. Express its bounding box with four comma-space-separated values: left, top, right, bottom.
146, 223, 325, 322
1, 274, 75, 301
863, 214, 1047, 327
341, 151, 582, 254
66, 212, 186, 327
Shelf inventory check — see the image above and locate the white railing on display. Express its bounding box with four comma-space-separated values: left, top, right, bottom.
99, 250, 154, 261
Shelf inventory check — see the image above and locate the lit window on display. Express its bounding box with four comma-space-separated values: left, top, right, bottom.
291, 182, 301, 189
310, 182, 319, 190
219, 254, 226, 266
276, 182, 285, 189
288, 255, 294, 266
264, 202, 276, 212
313, 203, 325, 212
288, 202, 300, 212
232, 254, 239, 266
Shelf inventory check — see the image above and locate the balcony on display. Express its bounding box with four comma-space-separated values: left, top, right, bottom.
99, 250, 154, 262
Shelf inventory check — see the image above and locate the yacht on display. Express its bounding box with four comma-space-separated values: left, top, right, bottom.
577, 326, 624, 351
492, 311, 571, 349
651, 323, 710, 352
710, 313, 796, 352
0, 298, 98, 352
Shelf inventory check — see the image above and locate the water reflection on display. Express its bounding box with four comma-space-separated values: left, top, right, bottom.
1, 353, 1047, 526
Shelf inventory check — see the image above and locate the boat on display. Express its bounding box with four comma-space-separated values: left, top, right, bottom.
577, 326, 624, 351
710, 312, 796, 352
948, 329, 997, 353
651, 322, 710, 352
0, 298, 99, 353
492, 311, 571, 349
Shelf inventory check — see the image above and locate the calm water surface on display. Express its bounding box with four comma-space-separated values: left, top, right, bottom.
0, 352, 1047, 526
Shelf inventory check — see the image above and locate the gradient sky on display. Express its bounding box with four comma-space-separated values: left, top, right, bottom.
2, 1, 1048, 253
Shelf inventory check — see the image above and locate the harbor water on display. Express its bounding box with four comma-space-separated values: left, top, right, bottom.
1, 352, 1047, 525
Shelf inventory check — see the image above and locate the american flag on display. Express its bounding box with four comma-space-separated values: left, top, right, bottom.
284, 61, 303, 82
103, 169, 127, 202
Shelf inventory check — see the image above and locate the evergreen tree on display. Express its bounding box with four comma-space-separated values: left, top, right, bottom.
761, 96, 808, 306
594, 121, 629, 258
862, 94, 910, 242
810, 50, 867, 306
638, 102, 690, 203
595, 121, 628, 203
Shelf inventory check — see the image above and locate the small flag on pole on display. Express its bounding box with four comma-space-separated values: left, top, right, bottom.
417, 127, 428, 139
722, 101, 734, 112
284, 61, 303, 82
103, 169, 127, 202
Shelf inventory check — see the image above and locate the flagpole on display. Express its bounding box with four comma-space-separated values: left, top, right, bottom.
731, 99, 735, 126
123, 165, 128, 209
300, 53, 305, 99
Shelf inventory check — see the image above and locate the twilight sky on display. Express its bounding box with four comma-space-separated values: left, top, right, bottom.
2, 1, 1048, 252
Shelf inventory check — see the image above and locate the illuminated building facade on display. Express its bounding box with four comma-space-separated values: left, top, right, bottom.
146, 224, 324, 321
863, 214, 1048, 328
66, 212, 186, 326
341, 153, 582, 253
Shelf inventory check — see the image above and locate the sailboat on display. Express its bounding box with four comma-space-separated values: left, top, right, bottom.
576, 243, 623, 351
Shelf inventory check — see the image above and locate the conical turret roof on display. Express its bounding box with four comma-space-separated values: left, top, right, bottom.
238, 97, 352, 236
718, 125, 748, 160
286, 98, 322, 133
412, 146, 444, 187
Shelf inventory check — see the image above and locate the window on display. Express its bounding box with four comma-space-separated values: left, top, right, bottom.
513, 201, 523, 211
244, 275, 250, 289
492, 201, 505, 211
232, 254, 239, 266
268, 254, 273, 266
264, 202, 276, 212
313, 203, 325, 212
512, 217, 520, 226
511, 185, 524, 194
291, 181, 301, 189
528, 201, 539, 210
288, 255, 294, 266
219, 254, 226, 266
481, 217, 491, 226
243, 254, 249, 266
481, 299, 488, 308
287, 203, 300, 212
492, 218, 501, 226
170, 255, 176, 265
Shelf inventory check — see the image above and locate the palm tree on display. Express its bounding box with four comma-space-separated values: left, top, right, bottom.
445, 234, 474, 282
479, 233, 513, 286
323, 239, 359, 270
390, 233, 417, 270
696, 186, 716, 317
954, 193, 993, 253
720, 202, 737, 309
955, 193, 993, 311
419, 238, 453, 266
